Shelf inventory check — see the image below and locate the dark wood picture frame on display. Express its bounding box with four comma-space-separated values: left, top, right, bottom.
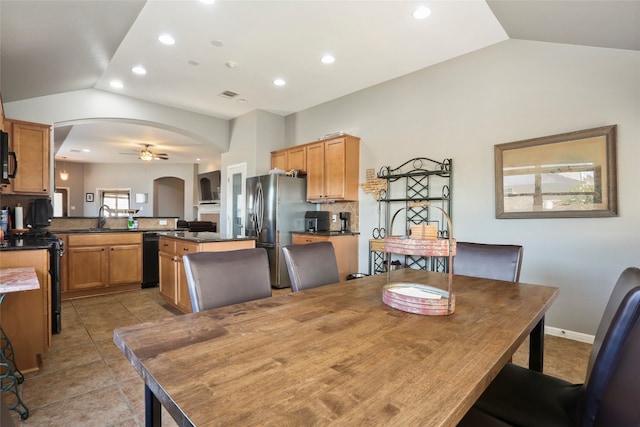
495, 125, 618, 219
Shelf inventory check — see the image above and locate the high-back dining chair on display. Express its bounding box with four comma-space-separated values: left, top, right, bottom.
453, 242, 523, 282
282, 242, 340, 292
182, 248, 272, 313
459, 267, 640, 427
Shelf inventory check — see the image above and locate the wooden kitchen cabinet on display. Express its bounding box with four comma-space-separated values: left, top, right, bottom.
159, 239, 198, 313
291, 233, 359, 282
271, 150, 286, 170
159, 236, 255, 313
1, 119, 51, 195
305, 134, 360, 202
63, 232, 142, 299
271, 145, 307, 173
305, 142, 325, 200
0, 249, 51, 372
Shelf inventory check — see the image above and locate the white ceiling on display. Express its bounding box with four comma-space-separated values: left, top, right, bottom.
1, 0, 638, 164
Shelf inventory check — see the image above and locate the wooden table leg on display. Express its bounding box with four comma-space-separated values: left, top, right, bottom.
529, 316, 545, 372
145, 385, 161, 427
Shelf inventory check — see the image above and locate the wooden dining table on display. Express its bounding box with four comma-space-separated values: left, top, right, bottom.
114, 269, 558, 427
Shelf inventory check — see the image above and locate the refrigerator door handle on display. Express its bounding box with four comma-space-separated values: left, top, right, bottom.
255, 181, 264, 234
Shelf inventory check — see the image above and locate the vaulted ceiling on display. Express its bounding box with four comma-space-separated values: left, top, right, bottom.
1, 1, 638, 164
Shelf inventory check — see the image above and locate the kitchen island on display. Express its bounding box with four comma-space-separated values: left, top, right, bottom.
0, 241, 51, 372
158, 232, 255, 313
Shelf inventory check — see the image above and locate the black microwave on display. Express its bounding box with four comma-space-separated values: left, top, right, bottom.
1, 130, 17, 184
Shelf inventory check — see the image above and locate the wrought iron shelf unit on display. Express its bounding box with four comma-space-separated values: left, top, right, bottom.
369, 157, 453, 275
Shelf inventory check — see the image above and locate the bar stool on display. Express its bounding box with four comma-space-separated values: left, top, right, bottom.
0, 293, 29, 420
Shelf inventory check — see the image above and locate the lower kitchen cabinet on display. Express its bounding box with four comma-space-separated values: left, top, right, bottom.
291, 233, 359, 282
0, 249, 50, 372
159, 239, 197, 313
63, 232, 142, 299
159, 236, 255, 313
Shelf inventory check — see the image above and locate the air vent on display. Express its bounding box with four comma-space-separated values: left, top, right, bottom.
218, 90, 239, 99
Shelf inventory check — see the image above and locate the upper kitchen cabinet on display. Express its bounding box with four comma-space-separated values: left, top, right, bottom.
2, 119, 51, 195
306, 134, 360, 202
271, 145, 307, 173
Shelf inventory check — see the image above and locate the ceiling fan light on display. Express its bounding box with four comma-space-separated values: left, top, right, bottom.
139, 150, 153, 161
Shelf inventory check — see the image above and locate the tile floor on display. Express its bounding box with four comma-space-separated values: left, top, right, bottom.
5, 288, 182, 426
4, 287, 592, 426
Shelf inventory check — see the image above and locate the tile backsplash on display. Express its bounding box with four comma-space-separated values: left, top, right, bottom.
322, 201, 359, 232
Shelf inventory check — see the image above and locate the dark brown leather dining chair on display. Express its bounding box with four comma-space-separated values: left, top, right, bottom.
459, 266, 640, 427
453, 242, 523, 282
182, 248, 272, 313
282, 242, 340, 292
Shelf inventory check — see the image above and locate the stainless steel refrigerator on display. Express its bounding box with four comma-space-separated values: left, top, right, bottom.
246, 174, 308, 288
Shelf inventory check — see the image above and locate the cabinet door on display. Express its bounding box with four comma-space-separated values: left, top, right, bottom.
67, 246, 108, 290
9, 120, 50, 194
175, 242, 198, 312
176, 258, 193, 313
324, 138, 347, 199
287, 146, 307, 173
306, 142, 325, 200
159, 251, 177, 304
271, 150, 286, 170
109, 244, 142, 285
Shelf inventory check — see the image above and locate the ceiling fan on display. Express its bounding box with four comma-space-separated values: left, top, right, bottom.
120, 144, 169, 161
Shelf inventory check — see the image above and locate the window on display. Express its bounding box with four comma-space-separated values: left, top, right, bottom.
101, 190, 131, 217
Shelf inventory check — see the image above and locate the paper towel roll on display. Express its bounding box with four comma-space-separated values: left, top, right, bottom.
14, 206, 24, 230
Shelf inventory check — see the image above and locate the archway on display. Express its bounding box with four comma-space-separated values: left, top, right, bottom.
153, 177, 185, 218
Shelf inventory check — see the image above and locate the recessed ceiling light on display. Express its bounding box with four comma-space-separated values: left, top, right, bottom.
158, 34, 175, 45
82, 149, 91, 152
188, 59, 200, 66
200, 0, 215, 4
273, 78, 286, 86
110, 80, 124, 89
132, 65, 147, 75
413, 5, 431, 19
321, 55, 335, 64
225, 61, 238, 69
210, 40, 224, 48
237, 99, 248, 104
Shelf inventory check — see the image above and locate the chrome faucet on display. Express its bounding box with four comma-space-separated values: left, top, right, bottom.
97, 204, 109, 228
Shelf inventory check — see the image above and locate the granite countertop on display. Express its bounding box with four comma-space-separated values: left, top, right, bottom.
291, 231, 360, 236
52, 228, 187, 234
158, 231, 255, 243
0, 238, 53, 251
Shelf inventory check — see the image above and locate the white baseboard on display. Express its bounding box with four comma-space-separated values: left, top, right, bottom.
545, 326, 595, 344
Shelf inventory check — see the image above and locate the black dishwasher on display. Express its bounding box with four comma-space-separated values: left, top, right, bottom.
142, 232, 159, 288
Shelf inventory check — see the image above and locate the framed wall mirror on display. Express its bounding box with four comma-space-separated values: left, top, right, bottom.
495, 125, 618, 219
